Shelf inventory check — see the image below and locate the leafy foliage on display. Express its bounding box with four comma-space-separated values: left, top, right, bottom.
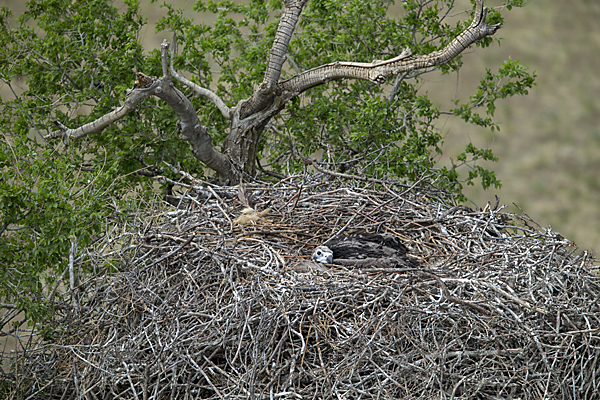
0, 0, 157, 321
158, 0, 533, 192
0, 0, 534, 325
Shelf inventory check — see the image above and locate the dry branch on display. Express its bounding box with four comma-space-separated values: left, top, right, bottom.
42, 0, 502, 183
3, 175, 599, 399
277, 0, 500, 95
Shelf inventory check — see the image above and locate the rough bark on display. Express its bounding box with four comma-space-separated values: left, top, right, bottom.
46, 0, 500, 185
219, 0, 500, 181
277, 0, 499, 94
45, 41, 236, 182
223, 91, 295, 178
238, 0, 309, 120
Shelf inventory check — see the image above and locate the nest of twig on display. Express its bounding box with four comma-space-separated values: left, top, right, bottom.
3, 175, 599, 399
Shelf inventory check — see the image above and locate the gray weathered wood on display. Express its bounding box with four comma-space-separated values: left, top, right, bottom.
46, 0, 500, 184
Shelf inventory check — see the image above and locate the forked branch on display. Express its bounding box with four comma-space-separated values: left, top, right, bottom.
45, 41, 235, 181
277, 0, 500, 94
44, 0, 501, 185
169, 35, 232, 120
239, 0, 309, 119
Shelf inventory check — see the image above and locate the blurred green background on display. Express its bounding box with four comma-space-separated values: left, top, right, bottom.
1, 0, 598, 253
429, 1, 600, 254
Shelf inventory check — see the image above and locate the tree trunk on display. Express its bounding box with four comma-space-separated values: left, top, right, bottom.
222, 124, 265, 180
44, 0, 500, 185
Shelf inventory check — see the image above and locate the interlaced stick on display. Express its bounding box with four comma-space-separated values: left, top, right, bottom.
4, 175, 598, 399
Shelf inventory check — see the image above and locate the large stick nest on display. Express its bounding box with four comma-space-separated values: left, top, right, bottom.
4, 176, 600, 399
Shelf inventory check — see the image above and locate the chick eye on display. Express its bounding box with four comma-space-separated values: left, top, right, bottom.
316, 250, 322, 256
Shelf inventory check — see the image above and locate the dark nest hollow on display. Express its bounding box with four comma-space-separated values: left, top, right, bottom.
2, 175, 600, 399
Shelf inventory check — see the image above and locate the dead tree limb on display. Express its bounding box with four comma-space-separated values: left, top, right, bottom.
44, 0, 500, 184
276, 0, 500, 94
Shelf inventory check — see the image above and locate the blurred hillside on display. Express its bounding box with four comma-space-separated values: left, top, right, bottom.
428, 0, 600, 254
1, 0, 598, 253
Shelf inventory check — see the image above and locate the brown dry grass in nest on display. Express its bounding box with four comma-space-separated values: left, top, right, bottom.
3, 174, 600, 399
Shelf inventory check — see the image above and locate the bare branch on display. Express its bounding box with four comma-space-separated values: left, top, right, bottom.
154, 42, 234, 181
170, 69, 231, 120
161, 39, 171, 78
264, 0, 309, 86
44, 87, 152, 143
239, 0, 309, 119
69, 237, 78, 316
46, 42, 237, 182
277, 0, 499, 95
169, 35, 231, 120
42, 0, 499, 184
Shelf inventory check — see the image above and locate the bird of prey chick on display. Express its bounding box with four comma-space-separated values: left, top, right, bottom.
312, 233, 419, 269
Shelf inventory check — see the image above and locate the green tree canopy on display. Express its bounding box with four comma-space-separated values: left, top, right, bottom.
0, 0, 534, 323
